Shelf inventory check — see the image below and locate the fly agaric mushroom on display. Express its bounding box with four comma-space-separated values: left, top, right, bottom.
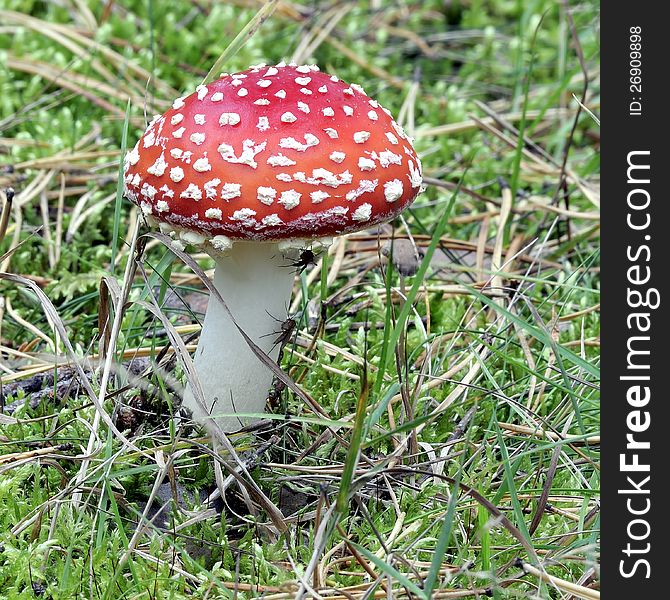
123, 62, 423, 432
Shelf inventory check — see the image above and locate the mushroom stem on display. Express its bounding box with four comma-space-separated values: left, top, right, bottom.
183, 242, 296, 432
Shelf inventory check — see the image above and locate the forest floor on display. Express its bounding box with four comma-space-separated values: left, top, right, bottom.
0, 1, 600, 598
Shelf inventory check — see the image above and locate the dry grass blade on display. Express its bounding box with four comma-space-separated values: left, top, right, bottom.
202, 0, 279, 85
0, 272, 146, 457
498, 422, 599, 445
0, 9, 177, 99
389, 467, 541, 568
145, 232, 329, 421
490, 183, 513, 303
72, 218, 143, 506
13, 150, 120, 171
0, 413, 18, 425
134, 262, 288, 534
53, 174, 66, 264
0, 443, 72, 467
527, 415, 570, 535
6, 55, 127, 118
417, 108, 578, 137
4, 296, 56, 353
291, 4, 352, 64
117, 450, 175, 567
518, 561, 599, 600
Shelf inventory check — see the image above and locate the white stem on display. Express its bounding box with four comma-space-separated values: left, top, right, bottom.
182, 242, 295, 432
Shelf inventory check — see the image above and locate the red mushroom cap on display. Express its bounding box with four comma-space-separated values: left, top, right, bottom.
123, 63, 423, 243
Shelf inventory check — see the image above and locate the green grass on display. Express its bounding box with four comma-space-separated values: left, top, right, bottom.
0, 0, 600, 598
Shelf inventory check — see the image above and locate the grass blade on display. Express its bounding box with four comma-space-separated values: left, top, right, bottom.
335, 364, 370, 516
202, 0, 279, 85
351, 542, 427, 599
110, 99, 131, 275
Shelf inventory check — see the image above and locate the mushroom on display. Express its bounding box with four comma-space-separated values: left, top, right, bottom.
123, 62, 423, 432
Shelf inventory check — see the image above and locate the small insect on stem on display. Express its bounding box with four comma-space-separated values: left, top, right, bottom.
268, 376, 286, 408
272, 317, 297, 349
283, 248, 318, 275
261, 310, 297, 353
